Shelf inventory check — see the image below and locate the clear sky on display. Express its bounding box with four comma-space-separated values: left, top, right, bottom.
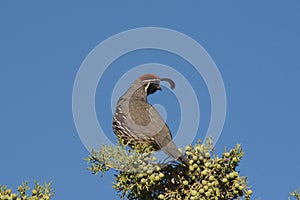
1, 1, 300, 200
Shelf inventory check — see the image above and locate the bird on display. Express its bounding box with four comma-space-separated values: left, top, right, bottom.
112, 73, 189, 166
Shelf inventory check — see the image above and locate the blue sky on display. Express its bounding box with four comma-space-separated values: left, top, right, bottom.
1, 1, 300, 199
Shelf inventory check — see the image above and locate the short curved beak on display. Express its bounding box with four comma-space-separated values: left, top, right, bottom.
156, 85, 162, 90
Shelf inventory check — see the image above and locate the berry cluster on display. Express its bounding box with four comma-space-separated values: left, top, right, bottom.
87, 139, 252, 200
0, 181, 53, 200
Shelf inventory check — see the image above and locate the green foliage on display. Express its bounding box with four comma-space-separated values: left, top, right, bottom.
0, 181, 54, 200
86, 138, 157, 176
86, 138, 252, 200
289, 188, 300, 200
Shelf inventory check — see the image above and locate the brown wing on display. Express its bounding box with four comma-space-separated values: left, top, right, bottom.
113, 98, 189, 165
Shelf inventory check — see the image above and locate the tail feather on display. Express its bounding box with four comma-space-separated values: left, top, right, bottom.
160, 141, 190, 166
178, 155, 190, 166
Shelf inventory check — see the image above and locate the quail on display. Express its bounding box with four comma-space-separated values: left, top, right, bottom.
112, 74, 189, 166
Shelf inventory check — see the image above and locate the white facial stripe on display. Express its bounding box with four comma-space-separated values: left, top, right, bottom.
142, 79, 160, 83
144, 82, 151, 92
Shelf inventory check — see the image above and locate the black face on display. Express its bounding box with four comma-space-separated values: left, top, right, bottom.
146, 83, 161, 95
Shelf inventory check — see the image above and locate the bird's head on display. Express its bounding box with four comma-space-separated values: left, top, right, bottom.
137, 74, 175, 96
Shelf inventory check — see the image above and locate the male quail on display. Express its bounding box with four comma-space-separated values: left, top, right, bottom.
112, 74, 189, 166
